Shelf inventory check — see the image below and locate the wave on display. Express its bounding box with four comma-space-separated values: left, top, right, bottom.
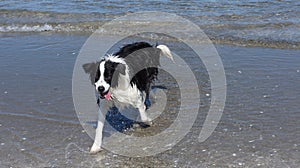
1, 22, 299, 49
0, 22, 103, 32
0, 24, 58, 32
1, 9, 299, 49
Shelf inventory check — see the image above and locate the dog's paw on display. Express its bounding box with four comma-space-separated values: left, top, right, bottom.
144, 120, 153, 126
135, 120, 153, 128
142, 117, 153, 126
90, 145, 103, 154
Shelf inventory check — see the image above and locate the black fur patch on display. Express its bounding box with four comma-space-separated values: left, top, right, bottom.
83, 42, 162, 98
82, 61, 100, 85
104, 60, 126, 88
114, 42, 160, 92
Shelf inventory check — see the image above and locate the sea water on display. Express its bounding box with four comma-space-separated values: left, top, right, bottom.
0, 0, 300, 48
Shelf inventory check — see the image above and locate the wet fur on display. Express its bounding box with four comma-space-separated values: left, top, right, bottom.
83, 42, 173, 153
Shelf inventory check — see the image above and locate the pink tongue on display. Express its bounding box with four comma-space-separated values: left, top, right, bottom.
104, 91, 111, 100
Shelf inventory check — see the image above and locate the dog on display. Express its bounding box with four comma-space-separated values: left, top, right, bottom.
83, 42, 173, 153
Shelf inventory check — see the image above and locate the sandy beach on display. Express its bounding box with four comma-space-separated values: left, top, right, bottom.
0, 33, 299, 167
1, 0, 300, 167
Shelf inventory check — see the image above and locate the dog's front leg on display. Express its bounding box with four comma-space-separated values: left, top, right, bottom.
90, 99, 111, 154
138, 102, 152, 126
90, 108, 105, 154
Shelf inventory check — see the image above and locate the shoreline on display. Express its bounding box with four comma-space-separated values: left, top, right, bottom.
1, 31, 300, 50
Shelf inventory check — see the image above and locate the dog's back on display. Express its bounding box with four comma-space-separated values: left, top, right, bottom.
115, 42, 160, 92
114, 42, 153, 58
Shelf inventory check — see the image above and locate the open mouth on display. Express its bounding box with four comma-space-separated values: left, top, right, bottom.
100, 91, 112, 100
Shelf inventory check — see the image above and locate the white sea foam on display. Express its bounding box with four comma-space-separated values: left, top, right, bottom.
0, 24, 56, 32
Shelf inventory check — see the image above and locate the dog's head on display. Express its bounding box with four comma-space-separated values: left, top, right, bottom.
83, 56, 126, 100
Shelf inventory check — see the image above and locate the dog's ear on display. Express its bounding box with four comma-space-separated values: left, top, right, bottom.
82, 62, 98, 85
116, 63, 126, 75
83, 62, 96, 74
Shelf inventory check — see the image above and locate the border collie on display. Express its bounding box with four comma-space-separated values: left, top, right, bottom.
83, 42, 173, 153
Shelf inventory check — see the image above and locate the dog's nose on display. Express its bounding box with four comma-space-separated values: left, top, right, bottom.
98, 86, 105, 93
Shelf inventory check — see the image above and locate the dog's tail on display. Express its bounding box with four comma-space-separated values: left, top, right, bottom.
157, 45, 174, 62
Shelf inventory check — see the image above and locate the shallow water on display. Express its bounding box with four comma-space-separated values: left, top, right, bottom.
1, 0, 300, 48
0, 33, 299, 167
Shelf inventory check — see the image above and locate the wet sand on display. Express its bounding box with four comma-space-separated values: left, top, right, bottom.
0, 33, 299, 167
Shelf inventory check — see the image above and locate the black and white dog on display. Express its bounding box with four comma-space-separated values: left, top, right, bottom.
83, 42, 173, 153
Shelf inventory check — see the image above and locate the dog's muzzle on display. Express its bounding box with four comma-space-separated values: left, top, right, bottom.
97, 86, 112, 100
